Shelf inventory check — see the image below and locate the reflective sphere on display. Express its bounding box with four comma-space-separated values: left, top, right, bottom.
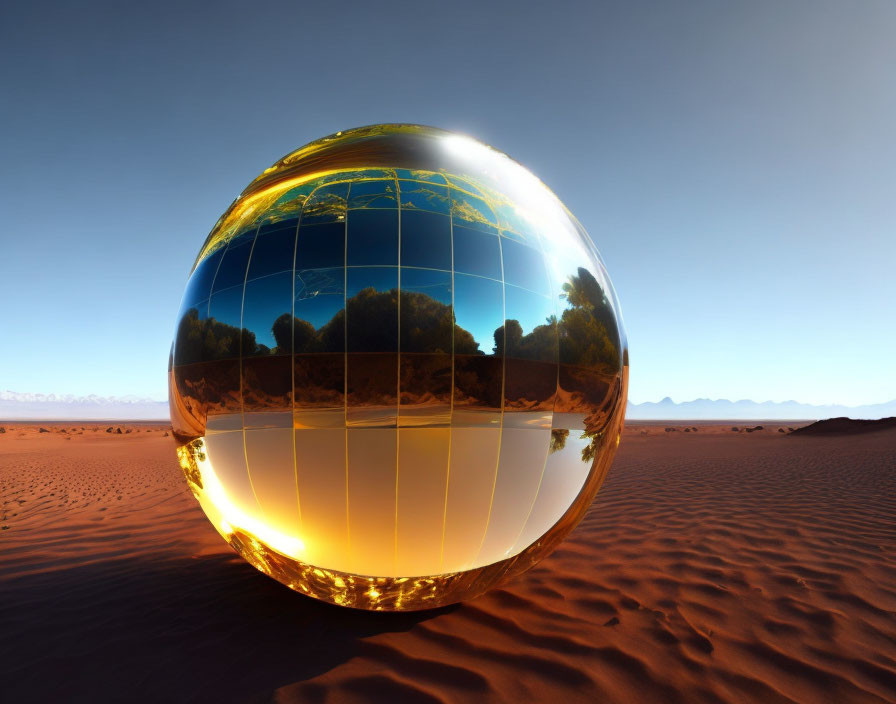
170, 125, 628, 610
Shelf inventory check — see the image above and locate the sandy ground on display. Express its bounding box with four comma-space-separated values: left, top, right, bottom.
1, 421, 894, 703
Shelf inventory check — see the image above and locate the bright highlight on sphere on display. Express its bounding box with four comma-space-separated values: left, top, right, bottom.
169, 124, 629, 610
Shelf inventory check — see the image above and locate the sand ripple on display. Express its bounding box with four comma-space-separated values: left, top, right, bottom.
1, 423, 894, 703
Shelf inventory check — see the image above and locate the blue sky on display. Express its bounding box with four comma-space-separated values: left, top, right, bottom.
1, 0, 894, 406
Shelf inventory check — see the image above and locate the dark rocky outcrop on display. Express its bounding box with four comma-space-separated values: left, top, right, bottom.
790, 417, 896, 436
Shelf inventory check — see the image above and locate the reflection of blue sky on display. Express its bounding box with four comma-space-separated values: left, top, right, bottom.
295, 268, 344, 330
505, 284, 555, 335
400, 267, 450, 305
346, 266, 397, 298
296, 268, 342, 298
182, 248, 223, 308
242, 272, 292, 348
178, 296, 209, 322
453, 274, 502, 354
346, 210, 398, 266
347, 179, 396, 209
208, 285, 244, 328
228, 228, 258, 250
453, 226, 501, 279
213, 241, 253, 292
501, 238, 550, 295
234, 265, 559, 354
294, 294, 343, 331
247, 227, 297, 281
398, 181, 449, 214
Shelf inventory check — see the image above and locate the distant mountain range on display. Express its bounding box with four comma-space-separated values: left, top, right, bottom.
2, 390, 894, 422
0, 391, 169, 420
626, 397, 896, 420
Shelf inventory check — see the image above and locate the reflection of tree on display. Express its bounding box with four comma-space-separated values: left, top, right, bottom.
177, 268, 619, 369
576, 363, 626, 463
272, 312, 315, 354
559, 267, 620, 372
550, 428, 569, 454
344, 287, 398, 351
175, 309, 261, 364
269, 288, 481, 355
556, 268, 623, 464
403, 290, 482, 354
174, 267, 624, 462
488, 267, 620, 371
493, 317, 557, 360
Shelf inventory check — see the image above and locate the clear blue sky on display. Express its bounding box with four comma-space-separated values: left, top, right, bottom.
1, 1, 894, 406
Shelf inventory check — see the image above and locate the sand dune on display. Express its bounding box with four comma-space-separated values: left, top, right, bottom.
791, 416, 896, 436
1, 422, 894, 703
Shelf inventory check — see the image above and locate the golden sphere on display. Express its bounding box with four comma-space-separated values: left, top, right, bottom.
170, 125, 628, 610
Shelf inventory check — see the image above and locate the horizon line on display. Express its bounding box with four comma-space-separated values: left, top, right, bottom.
3, 390, 895, 409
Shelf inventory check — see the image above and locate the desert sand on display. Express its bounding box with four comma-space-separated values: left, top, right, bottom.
1, 421, 894, 703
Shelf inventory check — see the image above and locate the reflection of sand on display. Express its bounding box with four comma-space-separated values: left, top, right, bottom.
2, 422, 895, 702
201, 412, 591, 577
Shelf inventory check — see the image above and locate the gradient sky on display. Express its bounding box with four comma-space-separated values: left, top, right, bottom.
1, 1, 894, 406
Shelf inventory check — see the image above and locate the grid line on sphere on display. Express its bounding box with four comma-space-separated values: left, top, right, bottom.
239, 222, 265, 522
291, 198, 304, 536
439, 182, 457, 574
203, 244, 228, 318
394, 168, 401, 572
343, 181, 351, 558
505, 214, 559, 554
471, 192, 507, 568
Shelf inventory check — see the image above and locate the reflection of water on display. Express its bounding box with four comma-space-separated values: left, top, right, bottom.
200, 412, 595, 577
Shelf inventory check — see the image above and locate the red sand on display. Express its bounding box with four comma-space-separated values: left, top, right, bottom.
1, 422, 894, 703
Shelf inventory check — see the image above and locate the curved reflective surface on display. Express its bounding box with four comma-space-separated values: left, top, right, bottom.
170, 124, 628, 610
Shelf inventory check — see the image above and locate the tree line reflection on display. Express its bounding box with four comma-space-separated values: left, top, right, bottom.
175, 267, 619, 370
171, 267, 625, 462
